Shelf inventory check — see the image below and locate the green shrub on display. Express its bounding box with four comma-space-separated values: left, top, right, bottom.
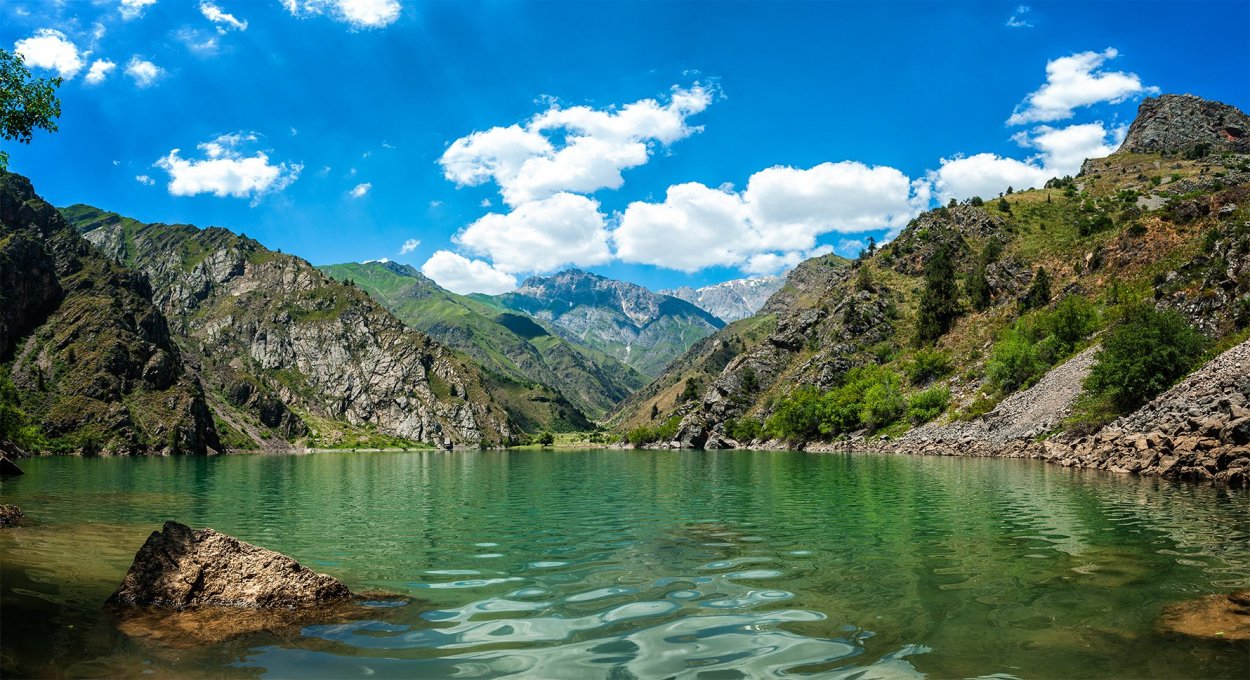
908, 386, 950, 424
724, 417, 762, 442
860, 374, 906, 431
1018, 266, 1051, 312
987, 296, 1099, 394
0, 367, 45, 452
765, 386, 825, 440
764, 366, 907, 441
986, 328, 1045, 393
1083, 304, 1206, 412
626, 415, 682, 446
537, 431, 555, 447
906, 348, 952, 386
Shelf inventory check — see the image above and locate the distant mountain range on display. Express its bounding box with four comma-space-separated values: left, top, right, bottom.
663, 276, 784, 323
480, 269, 724, 379
318, 261, 647, 424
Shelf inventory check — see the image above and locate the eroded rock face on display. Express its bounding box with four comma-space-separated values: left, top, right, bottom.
1118, 94, 1250, 156
108, 521, 353, 609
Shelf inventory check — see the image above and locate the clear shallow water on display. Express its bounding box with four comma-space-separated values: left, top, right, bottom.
1, 450, 1248, 679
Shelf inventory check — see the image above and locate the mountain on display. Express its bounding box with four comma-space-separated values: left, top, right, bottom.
482, 269, 725, 379
318, 261, 647, 422
662, 276, 784, 323
1118, 93, 1250, 156
616, 94, 1250, 469
58, 204, 515, 450
0, 171, 216, 455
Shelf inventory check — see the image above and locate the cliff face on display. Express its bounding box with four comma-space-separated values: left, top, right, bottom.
0, 172, 217, 455
63, 205, 515, 449
319, 261, 646, 422
1118, 94, 1250, 156
490, 269, 724, 378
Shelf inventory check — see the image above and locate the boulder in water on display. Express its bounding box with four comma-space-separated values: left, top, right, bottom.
0, 504, 23, 527
1158, 590, 1250, 641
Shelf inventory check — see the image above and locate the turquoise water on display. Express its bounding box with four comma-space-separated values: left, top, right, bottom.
1, 450, 1248, 678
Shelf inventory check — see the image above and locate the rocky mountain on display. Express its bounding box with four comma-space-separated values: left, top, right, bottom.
319, 261, 647, 422
1119, 94, 1250, 156
614, 93, 1250, 488
663, 276, 784, 323
482, 269, 725, 378
60, 204, 515, 450
0, 171, 216, 455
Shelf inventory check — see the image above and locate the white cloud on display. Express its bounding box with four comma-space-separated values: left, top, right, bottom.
175, 28, 220, 54
199, 1, 247, 32
350, 182, 371, 198
154, 133, 301, 200
456, 192, 611, 274
135, 174, 155, 185
614, 162, 922, 273
14, 29, 84, 79
124, 57, 163, 87
281, 0, 401, 29
420, 250, 517, 295
1008, 48, 1157, 125
120, 0, 158, 20
84, 59, 116, 85
835, 239, 866, 257
399, 238, 420, 255
440, 85, 713, 207
930, 121, 1123, 203
1005, 5, 1032, 28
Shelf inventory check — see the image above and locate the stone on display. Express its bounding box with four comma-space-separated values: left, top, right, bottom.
108, 521, 354, 609
0, 455, 22, 476
1223, 417, 1250, 445
0, 504, 23, 527
1157, 590, 1250, 641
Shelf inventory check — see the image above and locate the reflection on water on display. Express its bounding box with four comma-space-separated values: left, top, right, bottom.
1, 450, 1248, 678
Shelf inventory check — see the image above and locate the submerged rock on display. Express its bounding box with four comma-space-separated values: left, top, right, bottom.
108, 521, 354, 609
108, 521, 402, 645
0, 504, 24, 527
1158, 590, 1250, 641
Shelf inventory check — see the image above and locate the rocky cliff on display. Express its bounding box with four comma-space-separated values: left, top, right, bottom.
0, 172, 217, 455
1118, 94, 1250, 156
62, 205, 514, 449
663, 276, 784, 323
320, 260, 647, 424
486, 269, 724, 378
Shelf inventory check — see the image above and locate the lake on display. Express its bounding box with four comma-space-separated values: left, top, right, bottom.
1, 450, 1248, 678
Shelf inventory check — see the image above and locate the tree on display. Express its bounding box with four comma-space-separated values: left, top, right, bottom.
537, 430, 555, 447
1084, 304, 1206, 412
915, 243, 962, 344
649, 403, 659, 420
866, 236, 877, 257
1, 48, 63, 170
1019, 267, 1051, 312
965, 264, 992, 311
998, 197, 1012, 214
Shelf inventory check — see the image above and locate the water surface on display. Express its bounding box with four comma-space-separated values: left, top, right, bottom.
2, 450, 1248, 678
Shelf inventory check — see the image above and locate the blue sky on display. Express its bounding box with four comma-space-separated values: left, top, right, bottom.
4, 0, 1247, 294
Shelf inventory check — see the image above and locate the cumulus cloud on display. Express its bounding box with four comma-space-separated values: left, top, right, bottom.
14, 29, 84, 79
84, 59, 116, 85
120, 0, 158, 20
281, 0, 401, 29
350, 182, 371, 198
124, 57, 163, 87
421, 250, 517, 295
930, 121, 1123, 203
399, 238, 420, 255
1005, 5, 1032, 28
200, 1, 247, 32
614, 162, 922, 273
440, 85, 713, 207
154, 133, 302, 200
1007, 48, 1157, 125
456, 192, 611, 274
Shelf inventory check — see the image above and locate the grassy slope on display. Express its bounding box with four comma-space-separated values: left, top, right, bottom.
318, 262, 647, 424
615, 150, 1250, 441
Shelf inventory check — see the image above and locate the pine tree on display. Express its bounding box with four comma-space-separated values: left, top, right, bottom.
965, 264, 992, 311
915, 243, 962, 344
1019, 266, 1051, 312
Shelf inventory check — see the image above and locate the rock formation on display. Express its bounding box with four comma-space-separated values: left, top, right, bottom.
663, 276, 784, 323
108, 521, 354, 609
1118, 94, 1250, 156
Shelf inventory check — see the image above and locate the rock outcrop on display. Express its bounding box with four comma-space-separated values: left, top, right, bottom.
0, 504, 23, 527
1, 171, 218, 455
63, 205, 515, 449
108, 521, 354, 609
1118, 94, 1250, 156
0, 455, 22, 475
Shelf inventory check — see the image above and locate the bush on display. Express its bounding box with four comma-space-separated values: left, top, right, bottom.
1083, 304, 1206, 412
906, 348, 952, 386
764, 366, 907, 441
986, 296, 1099, 394
1018, 267, 1051, 313
908, 386, 950, 424
537, 431, 555, 447
986, 328, 1046, 393
860, 374, 906, 431
765, 386, 825, 440
724, 417, 762, 442
0, 367, 45, 451
626, 416, 682, 446
970, 196, 984, 207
